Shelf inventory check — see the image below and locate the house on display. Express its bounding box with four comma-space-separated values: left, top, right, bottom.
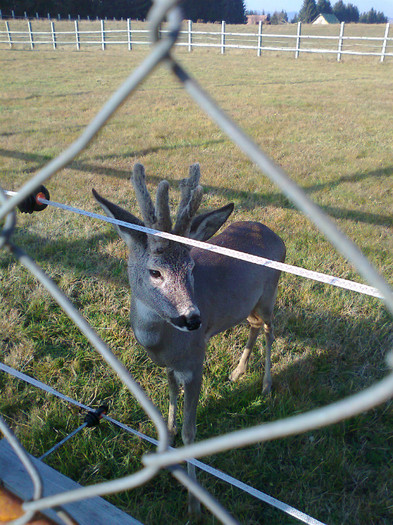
247, 14, 269, 25
313, 13, 340, 24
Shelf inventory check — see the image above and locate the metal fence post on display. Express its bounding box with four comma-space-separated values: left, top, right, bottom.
5, 20, 12, 49
127, 18, 132, 50
221, 20, 225, 54
295, 21, 301, 59
188, 19, 193, 52
27, 20, 34, 49
51, 21, 57, 50
337, 21, 345, 62
380, 22, 390, 63
75, 20, 80, 50
257, 20, 263, 57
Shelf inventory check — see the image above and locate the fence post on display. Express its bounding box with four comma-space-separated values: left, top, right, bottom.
101, 19, 106, 50
51, 21, 56, 50
75, 20, 80, 50
380, 22, 390, 63
188, 19, 193, 52
127, 18, 132, 50
257, 20, 263, 56
5, 20, 12, 49
337, 21, 345, 62
295, 21, 301, 58
27, 20, 34, 49
221, 20, 226, 54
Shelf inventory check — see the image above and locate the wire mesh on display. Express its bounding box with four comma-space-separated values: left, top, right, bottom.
1, 0, 393, 523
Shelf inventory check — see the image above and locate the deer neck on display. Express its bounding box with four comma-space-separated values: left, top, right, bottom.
130, 297, 164, 351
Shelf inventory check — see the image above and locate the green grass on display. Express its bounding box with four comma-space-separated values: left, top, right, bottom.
0, 44, 393, 525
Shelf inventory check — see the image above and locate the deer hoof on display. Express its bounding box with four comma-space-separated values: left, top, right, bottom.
262, 380, 272, 395
229, 366, 244, 382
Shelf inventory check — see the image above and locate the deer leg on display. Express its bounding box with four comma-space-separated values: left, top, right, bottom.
167, 368, 180, 445
262, 322, 275, 395
182, 370, 203, 515
229, 313, 262, 382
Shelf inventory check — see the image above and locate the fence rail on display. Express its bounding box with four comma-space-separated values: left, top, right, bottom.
0, 18, 392, 61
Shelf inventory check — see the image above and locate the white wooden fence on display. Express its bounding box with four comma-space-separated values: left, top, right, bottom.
0, 18, 392, 62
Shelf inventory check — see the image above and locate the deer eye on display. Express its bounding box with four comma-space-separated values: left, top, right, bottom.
149, 269, 162, 279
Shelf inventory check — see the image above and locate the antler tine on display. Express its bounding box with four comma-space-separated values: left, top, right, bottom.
155, 180, 172, 232
174, 164, 203, 236
131, 163, 156, 228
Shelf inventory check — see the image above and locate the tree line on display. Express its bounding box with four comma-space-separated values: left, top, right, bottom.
248, 0, 388, 24
0, 0, 247, 23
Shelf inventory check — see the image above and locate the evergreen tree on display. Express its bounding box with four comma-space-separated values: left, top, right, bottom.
333, 1, 346, 21
316, 0, 333, 15
2, 0, 248, 22
298, 0, 318, 23
359, 8, 388, 23
270, 10, 288, 24
183, 0, 246, 23
223, 0, 246, 23
333, 1, 360, 22
345, 3, 359, 22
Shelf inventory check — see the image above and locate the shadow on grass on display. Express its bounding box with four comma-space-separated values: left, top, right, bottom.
1, 228, 129, 290
198, 304, 390, 434
1, 146, 392, 228
160, 304, 392, 524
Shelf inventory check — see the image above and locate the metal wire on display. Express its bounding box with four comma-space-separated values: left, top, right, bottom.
1, 0, 393, 523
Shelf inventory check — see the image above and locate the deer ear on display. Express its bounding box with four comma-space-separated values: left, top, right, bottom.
92, 189, 147, 250
189, 203, 234, 242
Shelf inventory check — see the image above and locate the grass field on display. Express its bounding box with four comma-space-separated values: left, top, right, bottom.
0, 43, 393, 524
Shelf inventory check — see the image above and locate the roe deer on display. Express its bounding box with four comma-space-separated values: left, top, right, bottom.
93, 163, 286, 513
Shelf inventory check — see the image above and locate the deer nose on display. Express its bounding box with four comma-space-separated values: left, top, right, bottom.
185, 314, 202, 331
171, 314, 201, 331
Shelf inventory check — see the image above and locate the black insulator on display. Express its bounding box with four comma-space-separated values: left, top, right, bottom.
84, 405, 108, 427
17, 185, 50, 214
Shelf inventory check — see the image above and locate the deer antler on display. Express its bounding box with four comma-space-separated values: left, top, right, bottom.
174, 163, 203, 236
131, 163, 157, 228
155, 180, 172, 232
131, 162, 203, 243
132, 164, 172, 233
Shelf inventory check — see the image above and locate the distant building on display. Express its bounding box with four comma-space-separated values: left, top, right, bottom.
247, 14, 269, 25
313, 13, 340, 24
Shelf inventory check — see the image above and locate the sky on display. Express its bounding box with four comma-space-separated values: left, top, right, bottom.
245, 1, 393, 18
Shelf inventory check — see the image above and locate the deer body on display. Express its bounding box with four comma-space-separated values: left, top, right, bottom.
93, 164, 285, 513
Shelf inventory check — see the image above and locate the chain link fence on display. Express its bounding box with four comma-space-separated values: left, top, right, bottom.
1, 0, 393, 523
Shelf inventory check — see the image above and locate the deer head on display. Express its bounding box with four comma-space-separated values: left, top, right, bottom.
93, 163, 233, 332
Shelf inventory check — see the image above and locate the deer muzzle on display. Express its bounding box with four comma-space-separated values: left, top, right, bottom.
171, 313, 202, 332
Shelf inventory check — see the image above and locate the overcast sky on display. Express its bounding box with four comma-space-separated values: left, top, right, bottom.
245, 1, 393, 18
